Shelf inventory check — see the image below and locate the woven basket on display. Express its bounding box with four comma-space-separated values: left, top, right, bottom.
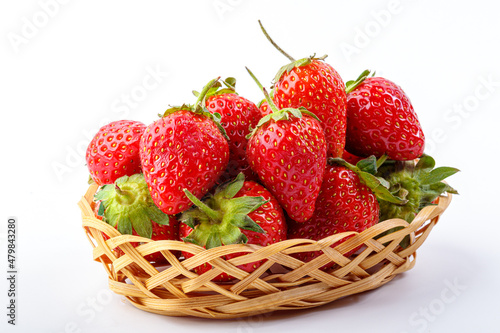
78, 184, 452, 319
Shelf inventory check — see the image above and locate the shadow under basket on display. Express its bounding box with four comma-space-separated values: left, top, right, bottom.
78, 184, 452, 319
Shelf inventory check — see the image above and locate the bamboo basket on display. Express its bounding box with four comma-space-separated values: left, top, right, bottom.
78, 184, 452, 319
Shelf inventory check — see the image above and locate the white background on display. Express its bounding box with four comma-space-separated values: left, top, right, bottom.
1, 0, 499, 332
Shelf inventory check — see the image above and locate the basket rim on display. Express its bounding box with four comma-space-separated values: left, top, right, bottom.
79, 183, 452, 252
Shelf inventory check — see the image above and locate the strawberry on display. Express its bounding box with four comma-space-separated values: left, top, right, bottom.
140, 78, 230, 215
288, 163, 379, 269
245, 68, 327, 222
94, 174, 178, 264
258, 21, 347, 158
345, 71, 425, 160
203, 78, 262, 183
86, 120, 145, 185
179, 173, 286, 281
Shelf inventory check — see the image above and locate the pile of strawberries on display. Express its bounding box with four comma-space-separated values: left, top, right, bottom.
85, 22, 458, 280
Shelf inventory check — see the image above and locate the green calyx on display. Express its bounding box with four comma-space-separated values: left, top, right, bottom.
180, 173, 267, 249
94, 174, 169, 238
329, 155, 408, 205
192, 77, 237, 99
159, 77, 229, 140
245, 67, 319, 139
272, 54, 328, 86
377, 154, 459, 223
345, 69, 375, 94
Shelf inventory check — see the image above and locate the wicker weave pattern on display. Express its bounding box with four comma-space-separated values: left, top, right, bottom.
78, 184, 451, 319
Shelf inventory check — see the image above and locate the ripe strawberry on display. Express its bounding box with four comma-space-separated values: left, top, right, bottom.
204, 78, 262, 182
86, 120, 145, 185
288, 164, 379, 269
179, 173, 286, 281
246, 68, 327, 222
345, 71, 425, 160
258, 21, 347, 158
140, 78, 229, 215
94, 174, 179, 264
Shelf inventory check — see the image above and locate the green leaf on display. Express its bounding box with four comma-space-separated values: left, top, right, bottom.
104, 204, 120, 228
356, 155, 378, 174
161, 104, 193, 117
328, 157, 355, 169
94, 185, 110, 201
117, 215, 132, 235
400, 235, 411, 249
181, 214, 195, 230
345, 69, 374, 94
420, 182, 458, 205
294, 57, 313, 68
233, 215, 265, 234
285, 107, 302, 119
146, 204, 169, 226
211, 111, 222, 123
183, 189, 222, 221
182, 236, 200, 246
222, 173, 246, 199
420, 167, 460, 185
225, 196, 268, 216
273, 62, 295, 84
415, 154, 436, 173
97, 202, 105, 216
130, 208, 152, 238
223, 77, 237, 90
298, 107, 320, 122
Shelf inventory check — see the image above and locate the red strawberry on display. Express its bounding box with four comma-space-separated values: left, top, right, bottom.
245, 68, 327, 222
94, 174, 179, 264
86, 120, 145, 185
273, 60, 347, 158
140, 79, 229, 215
258, 21, 347, 158
288, 164, 379, 269
179, 173, 286, 281
204, 79, 262, 182
345, 72, 425, 160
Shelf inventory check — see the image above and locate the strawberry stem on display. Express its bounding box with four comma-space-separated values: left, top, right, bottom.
194, 77, 221, 113
114, 184, 135, 205
245, 67, 280, 114
258, 20, 296, 62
